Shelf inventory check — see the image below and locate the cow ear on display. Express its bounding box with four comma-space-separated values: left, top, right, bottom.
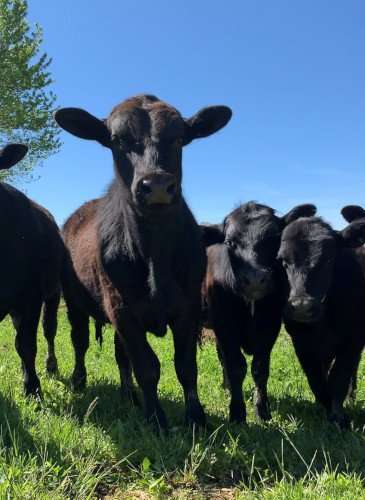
200, 224, 224, 247
0, 144, 28, 170
338, 220, 365, 247
281, 204, 317, 226
183, 106, 232, 145
54, 108, 111, 148
341, 205, 365, 223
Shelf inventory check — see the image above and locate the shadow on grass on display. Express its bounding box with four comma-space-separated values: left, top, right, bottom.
41, 375, 365, 487
0, 393, 35, 450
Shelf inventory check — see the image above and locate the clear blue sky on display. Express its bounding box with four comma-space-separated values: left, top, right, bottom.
24, 0, 365, 229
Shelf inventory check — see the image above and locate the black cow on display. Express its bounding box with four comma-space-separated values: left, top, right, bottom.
54, 94, 232, 429
279, 213, 365, 427
201, 202, 316, 423
0, 144, 64, 396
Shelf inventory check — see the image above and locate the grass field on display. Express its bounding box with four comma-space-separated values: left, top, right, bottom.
0, 309, 364, 499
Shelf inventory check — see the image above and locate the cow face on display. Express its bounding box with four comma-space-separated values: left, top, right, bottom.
202, 202, 316, 303
0, 144, 28, 171
278, 218, 336, 323
55, 95, 232, 216
279, 216, 365, 323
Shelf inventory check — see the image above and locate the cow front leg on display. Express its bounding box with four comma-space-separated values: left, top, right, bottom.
327, 348, 362, 428
116, 318, 167, 431
114, 332, 139, 406
251, 350, 272, 422
217, 334, 247, 424
171, 318, 206, 427
216, 342, 230, 389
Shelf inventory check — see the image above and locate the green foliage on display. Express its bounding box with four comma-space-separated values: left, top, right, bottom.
0, 311, 364, 498
0, 0, 60, 182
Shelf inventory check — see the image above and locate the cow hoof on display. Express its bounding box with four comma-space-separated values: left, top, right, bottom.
121, 386, 140, 407
185, 403, 206, 428
255, 403, 272, 422
229, 402, 246, 424
71, 370, 86, 391
328, 412, 350, 430
46, 357, 59, 375
25, 384, 42, 402
229, 413, 247, 425
147, 408, 168, 434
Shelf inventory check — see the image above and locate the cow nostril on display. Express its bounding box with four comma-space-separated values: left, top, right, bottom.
166, 182, 176, 195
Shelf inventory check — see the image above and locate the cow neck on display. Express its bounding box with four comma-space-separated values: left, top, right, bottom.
99, 178, 183, 292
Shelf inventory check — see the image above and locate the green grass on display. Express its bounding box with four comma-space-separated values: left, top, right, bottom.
0, 309, 365, 499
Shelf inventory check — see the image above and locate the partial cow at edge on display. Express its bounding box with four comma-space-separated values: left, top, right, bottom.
55, 94, 232, 430
279, 211, 365, 428
0, 144, 65, 397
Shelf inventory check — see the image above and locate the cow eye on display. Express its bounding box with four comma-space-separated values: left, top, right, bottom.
225, 239, 236, 249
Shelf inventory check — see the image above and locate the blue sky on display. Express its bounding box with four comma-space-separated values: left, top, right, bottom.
24, 0, 365, 228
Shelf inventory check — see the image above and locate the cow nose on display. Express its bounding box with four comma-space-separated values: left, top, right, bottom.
241, 269, 271, 299
243, 269, 270, 287
286, 295, 322, 323
139, 174, 177, 205
289, 296, 314, 313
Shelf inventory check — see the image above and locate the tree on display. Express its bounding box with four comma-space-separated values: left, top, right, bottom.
0, 0, 60, 181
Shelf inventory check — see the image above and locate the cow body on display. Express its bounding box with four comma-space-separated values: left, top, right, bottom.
56, 94, 232, 428
279, 216, 365, 427
0, 145, 64, 396
201, 202, 315, 423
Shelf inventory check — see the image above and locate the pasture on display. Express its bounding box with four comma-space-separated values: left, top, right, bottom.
0, 309, 364, 499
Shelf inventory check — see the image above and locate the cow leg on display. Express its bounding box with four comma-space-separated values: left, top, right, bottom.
251, 350, 272, 422
327, 349, 361, 428
216, 342, 230, 390
11, 298, 42, 397
67, 305, 90, 390
42, 289, 61, 374
294, 350, 330, 411
171, 319, 206, 427
114, 332, 139, 406
119, 323, 167, 430
218, 336, 247, 424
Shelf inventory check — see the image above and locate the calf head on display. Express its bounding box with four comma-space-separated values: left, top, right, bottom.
55, 95, 232, 215
202, 202, 316, 303
279, 215, 365, 323
0, 144, 28, 171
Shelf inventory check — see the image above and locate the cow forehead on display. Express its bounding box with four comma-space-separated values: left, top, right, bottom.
108, 97, 185, 140
226, 213, 280, 239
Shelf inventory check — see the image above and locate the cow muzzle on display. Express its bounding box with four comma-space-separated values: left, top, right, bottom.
285, 295, 323, 323
138, 173, 178, 207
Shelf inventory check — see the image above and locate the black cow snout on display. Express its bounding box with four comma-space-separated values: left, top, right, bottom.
138, 174, 177, 206
241, 269, 272, 300
285, 296, 322, 323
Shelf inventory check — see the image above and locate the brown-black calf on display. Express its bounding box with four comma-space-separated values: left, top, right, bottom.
201, 202, 316, 423
55, 94, 232, 429
0, 144, 64, 396
279, 212, 365, 427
